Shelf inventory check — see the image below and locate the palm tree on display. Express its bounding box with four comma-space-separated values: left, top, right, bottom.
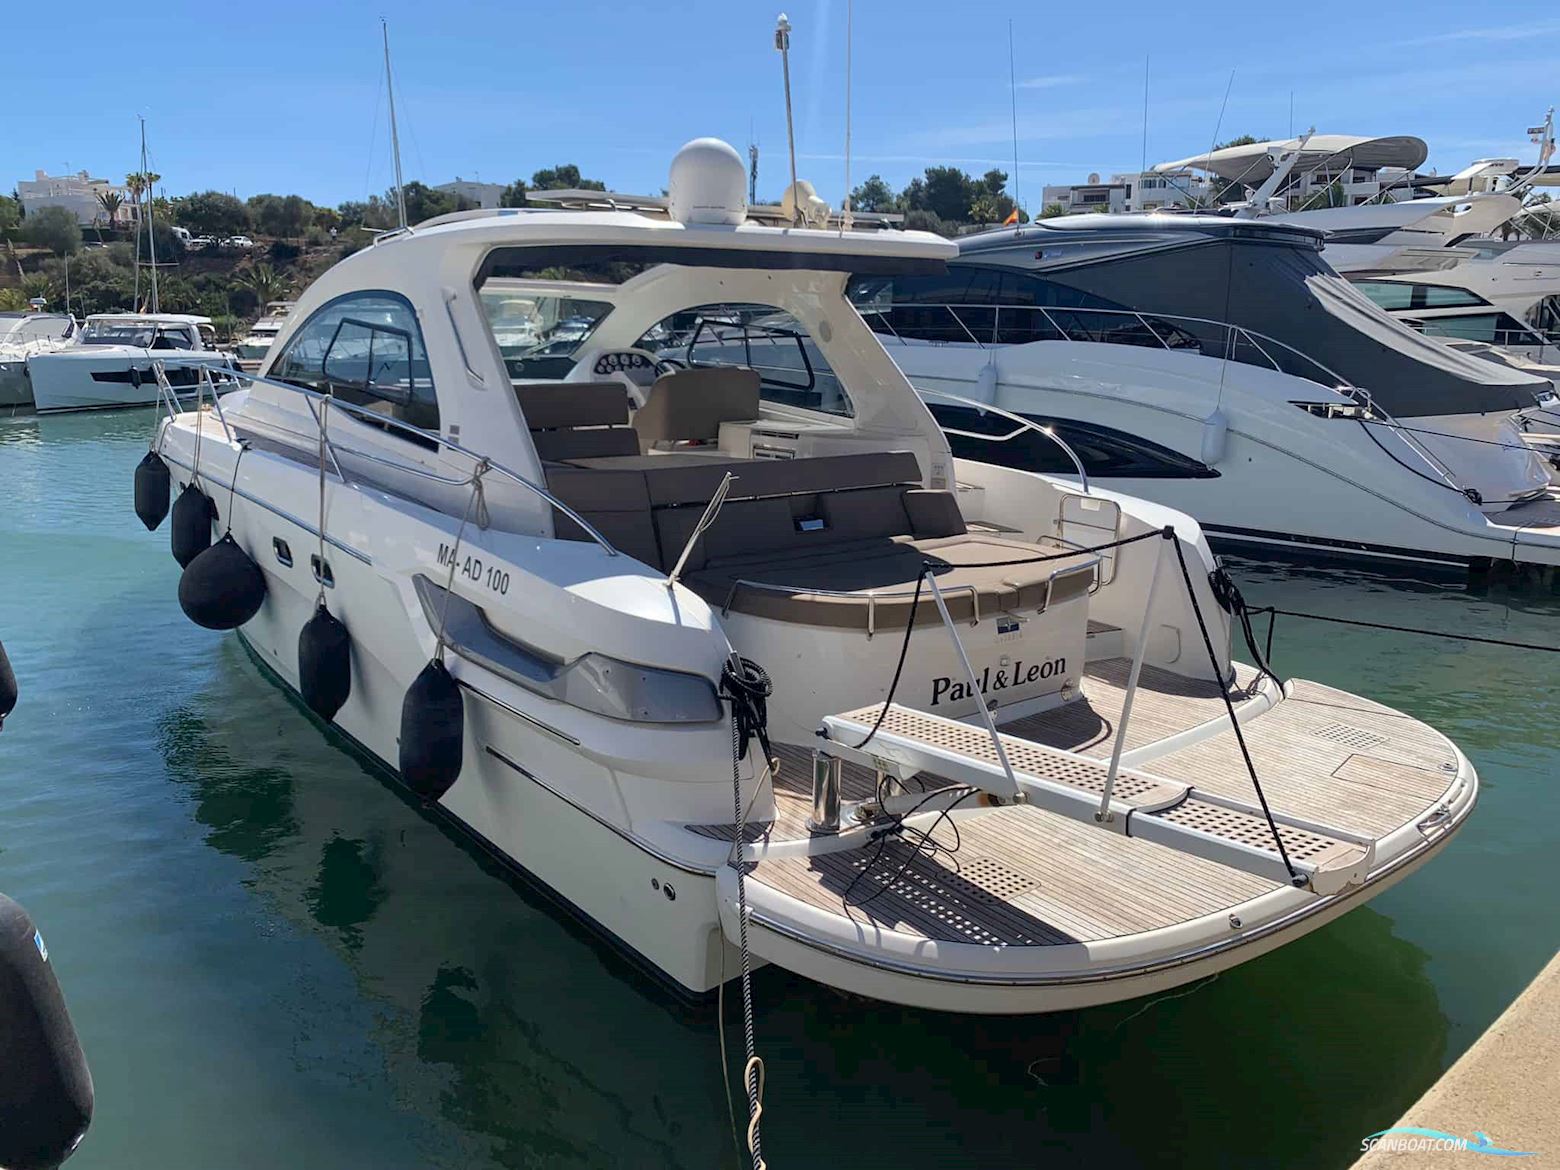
94, 190, 124, 243
237, 264, 290, 311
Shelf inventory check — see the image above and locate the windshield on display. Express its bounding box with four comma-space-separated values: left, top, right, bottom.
81, 320, 158, 346
637, 303, 852, 418
477, 289, 613, 378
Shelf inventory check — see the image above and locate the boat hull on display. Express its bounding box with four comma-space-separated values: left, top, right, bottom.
29, 350, 233, 413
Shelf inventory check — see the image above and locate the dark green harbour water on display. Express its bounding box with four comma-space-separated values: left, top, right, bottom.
1, 409, 1556, 1169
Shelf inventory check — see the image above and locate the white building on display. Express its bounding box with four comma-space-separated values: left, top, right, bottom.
1040, 170, 1209, 215
434, 178, 506, 209
17, 170, 132, 226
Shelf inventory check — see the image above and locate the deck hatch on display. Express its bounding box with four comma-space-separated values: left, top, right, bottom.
1311, 722, 1388, 750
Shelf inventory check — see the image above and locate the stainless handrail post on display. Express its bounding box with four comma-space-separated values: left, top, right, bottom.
808, 750, 842, 834
206, 367, 619, 556
201, 365, 237, 442
1095, 532, 1167, 823
666, 472, 736, 588
923, 570, 1021, 798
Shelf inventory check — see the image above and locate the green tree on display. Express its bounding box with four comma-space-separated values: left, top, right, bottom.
530, 164, 605, 192
399, 181, 464, 225
902, 209, 954, 237
21, 206, 82, 256
20, 272, 57, 304
247, 193, 315, 238
0, 194, 19, 240
95, 190, 124, 227
1038, 202, 1067, 219
968, 168, 1025, 224
1212, 134, 1261, 151
849, 175, 898, 213
0, 288, 27, 311
178, 191, 250, 239
918, 166, 977, 223
238, 264, 290, 308
500, 164, 607, 208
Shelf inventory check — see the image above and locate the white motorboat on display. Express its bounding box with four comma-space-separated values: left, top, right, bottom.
234, 301, 296, 371
853, 215, 1560, 573
29, 313, 236, 413
141, 140, 1476, 1017
0, 312, 77, 409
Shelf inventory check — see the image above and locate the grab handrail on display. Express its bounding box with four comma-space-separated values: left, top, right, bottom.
164, 364, 621, 556
861, 302, 1470, 496
915, 386, 1091, 494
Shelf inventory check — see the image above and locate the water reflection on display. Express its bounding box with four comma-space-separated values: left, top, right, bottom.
159, 639, 1449, 1170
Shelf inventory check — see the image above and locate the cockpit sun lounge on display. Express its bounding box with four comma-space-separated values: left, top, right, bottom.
140, 140, 1476, 1016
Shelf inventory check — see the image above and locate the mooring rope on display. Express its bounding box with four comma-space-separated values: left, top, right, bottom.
1169, 534, 1300, 883
316, 397, 331, 606
432, 459, 490, 664
1255, 607, 1560, 654
724, 698, 767, 1170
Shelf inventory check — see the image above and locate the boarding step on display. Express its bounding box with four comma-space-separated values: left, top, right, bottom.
821, 703, 1373, 895
1084, 618, 1124, 660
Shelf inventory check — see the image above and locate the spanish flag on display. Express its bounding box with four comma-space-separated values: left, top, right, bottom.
1003, 208, 1020, 226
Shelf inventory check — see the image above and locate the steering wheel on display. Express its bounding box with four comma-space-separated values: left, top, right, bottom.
569, 347, 682, 407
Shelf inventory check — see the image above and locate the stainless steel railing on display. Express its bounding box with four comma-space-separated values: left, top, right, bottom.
864, 302, 1470, 497
915, 386, 1091, 494
150, 362, 621, 556
860, 301, 1364, 398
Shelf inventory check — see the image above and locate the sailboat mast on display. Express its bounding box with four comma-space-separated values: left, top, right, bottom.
141, 117, 159, 315
383, 21, 408, 231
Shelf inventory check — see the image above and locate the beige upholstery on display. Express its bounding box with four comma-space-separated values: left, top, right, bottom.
538, 449, 1095, 632
686, 535, 1098, 630
632, 367, 761, 453
516, 381, 639, 463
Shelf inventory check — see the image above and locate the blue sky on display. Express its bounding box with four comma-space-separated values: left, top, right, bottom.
8, 1, 1557, 210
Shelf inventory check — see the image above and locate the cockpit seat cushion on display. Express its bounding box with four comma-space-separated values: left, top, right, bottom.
684, 534, 1099, 630
517, 381, 640, 462
632, 366, 761, 452
544, 466, 662, 567
515, 381, 631, 428
642, 451, 923, 507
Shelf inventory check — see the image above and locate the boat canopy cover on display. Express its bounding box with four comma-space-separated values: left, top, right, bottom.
1153, 134, 1429, 184
962, 222, 1546, 418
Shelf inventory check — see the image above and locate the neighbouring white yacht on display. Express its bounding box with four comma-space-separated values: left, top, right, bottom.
139, 140, 1475, 1018
855, 215, 1560, 573
0, 312, 77, 409
234, 301, 296, 371
29, 313, 236, 413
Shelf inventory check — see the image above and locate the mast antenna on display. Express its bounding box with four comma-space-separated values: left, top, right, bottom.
775, 13, 799, 225
383, 20, 408, 231
1139, 55, 1150, 188
842, 0, 854, 229
1009, 19, 1020, 214
141, 117, 159, 315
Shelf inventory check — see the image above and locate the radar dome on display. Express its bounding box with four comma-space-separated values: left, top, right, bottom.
668, 138, 747, 226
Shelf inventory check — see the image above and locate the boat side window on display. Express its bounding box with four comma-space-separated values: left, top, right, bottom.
150, 327, 194, 351
636, 302, 853, 418
847, 270, 1142, 347
271, 291, 440, 436
476, 287, 615, 380
1410, 312, 1541, 347
1353, 280, 1490, 312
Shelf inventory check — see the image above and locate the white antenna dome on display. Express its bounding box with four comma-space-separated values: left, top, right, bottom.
668, 138, 748, 225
